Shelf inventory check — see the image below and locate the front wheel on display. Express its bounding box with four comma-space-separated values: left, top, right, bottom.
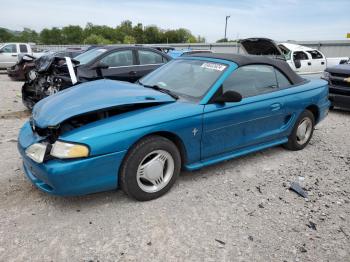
119, 136, 181, 201
284, 110, 315, 151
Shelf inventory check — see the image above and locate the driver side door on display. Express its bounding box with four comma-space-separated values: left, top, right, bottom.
98, 50, 139, 82
201, 65, 289, 160
292, 51, 312, 74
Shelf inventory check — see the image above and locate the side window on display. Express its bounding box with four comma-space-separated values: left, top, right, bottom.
138, 50, 164, 65
275, 69, 292, 89
1, 44, 17, 53
222, 65, 278, 98
100, 50, 133, 67
293, 51, 309, 60
19, 44, 28, 53
307, 50, 323, 59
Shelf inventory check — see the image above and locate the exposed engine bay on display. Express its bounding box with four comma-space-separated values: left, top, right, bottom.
22, 55, 80, 109
31, 103, 162, 143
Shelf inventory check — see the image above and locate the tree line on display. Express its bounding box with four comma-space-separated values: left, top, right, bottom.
0, 21, 206, 45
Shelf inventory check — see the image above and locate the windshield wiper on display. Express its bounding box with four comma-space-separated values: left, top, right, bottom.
139, 82, 179, 100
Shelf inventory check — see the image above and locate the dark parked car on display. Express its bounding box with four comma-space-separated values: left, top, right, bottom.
7, 47, 98, 81
7, 54, 36, 81
22, 46, 172, 109
323, 61, 350, 110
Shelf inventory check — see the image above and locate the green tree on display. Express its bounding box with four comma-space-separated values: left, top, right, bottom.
84, 34, 111, 45
144, 26, 161, 43
39, 27, 63, 44
216, 38, 228, 43
0, 28, 14, 42
62, 25, 83, 44
132, 23, 144, 43
0, 22, 201, 45
123, 35, 136, 44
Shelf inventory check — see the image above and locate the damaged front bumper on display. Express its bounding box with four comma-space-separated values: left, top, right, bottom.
18, 121, 126, 196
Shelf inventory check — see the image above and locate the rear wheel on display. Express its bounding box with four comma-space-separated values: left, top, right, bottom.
119, 136, 181, 201
284, 110, 315, 151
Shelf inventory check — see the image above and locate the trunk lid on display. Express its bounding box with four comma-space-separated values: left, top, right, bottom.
240, 38, 285, 59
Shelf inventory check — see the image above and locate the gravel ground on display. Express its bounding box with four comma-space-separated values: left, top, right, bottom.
0, 72, 349, 262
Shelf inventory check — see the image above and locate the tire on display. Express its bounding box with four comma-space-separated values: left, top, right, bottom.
119, 136, 181, 201
284, 110, 315, 151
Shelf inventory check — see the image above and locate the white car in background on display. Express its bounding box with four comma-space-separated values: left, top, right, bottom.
278, 43, 349, 75
0, 43, 46, 69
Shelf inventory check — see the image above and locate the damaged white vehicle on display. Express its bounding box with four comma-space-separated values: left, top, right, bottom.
278, 43, 349, 75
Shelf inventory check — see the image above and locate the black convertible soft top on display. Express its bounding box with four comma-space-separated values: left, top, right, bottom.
189, 53, 305, 85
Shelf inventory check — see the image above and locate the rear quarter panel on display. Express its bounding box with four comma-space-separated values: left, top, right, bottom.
280, 79, 329, 136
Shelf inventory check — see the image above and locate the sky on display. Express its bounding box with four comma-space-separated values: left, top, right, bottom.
1, 0, 349, 42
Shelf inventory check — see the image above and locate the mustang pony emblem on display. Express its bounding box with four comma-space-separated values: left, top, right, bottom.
192, 128, 199, 136
344, 77, 350, 83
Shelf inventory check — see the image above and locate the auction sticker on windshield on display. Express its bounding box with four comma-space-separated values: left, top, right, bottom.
201, 62, 226, 71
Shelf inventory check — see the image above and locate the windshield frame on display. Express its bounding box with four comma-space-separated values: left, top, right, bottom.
74, 47, 108, 65
138, 57, 232, 103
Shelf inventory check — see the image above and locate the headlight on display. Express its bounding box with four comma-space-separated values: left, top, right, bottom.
28, 70, 37, 81
50, 141, 89, 159
25, 143, 47, 163
322, 71, 330, 80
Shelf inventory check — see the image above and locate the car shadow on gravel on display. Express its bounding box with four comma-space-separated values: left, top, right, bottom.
0, 110, 31, 119
179, 145, 286, 182
27, 145, 287, 210
330, 108, 350, 115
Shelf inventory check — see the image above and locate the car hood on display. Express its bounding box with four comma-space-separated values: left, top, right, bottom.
32, 79, 176, 128
240, 38, 284, 58
326, 64, 350, 75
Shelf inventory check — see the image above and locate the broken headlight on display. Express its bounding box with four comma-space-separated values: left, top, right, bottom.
50, 141, 89, 159
28, 70, 37, 81
25, 143, 47, 163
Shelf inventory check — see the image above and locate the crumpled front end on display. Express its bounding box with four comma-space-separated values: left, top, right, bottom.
18, 121, 126, 195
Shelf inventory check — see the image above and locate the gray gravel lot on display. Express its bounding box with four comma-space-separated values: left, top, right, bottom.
0, 72, 349, 262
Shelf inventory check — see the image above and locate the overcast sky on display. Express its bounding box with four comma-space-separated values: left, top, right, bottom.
1, 0, 350, 42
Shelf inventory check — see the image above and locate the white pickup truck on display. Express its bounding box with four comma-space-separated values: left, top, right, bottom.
0, 43, 46, 69
278, 43, 349, 75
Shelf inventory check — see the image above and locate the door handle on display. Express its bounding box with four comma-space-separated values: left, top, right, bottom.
128, 71, 136, 76
308, 62, 312, 66
11, 54, 17, 57
270, 103, 281, 111
321, 61, 325, 65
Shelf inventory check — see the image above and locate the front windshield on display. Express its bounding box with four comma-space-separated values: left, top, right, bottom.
74, 48, 108, 65
139, 59, 227, 99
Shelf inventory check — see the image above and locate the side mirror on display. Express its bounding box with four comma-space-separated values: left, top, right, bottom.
92, 61, 109, 70
214, 90, 242, 103
294, 59, 301, 69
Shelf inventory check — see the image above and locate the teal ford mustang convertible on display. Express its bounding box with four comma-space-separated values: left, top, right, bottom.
18, 53, 330, 201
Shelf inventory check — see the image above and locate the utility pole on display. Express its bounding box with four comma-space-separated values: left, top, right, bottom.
224, 15, 230, 41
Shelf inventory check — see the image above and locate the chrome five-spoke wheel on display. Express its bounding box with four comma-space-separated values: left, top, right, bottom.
284, 109, 315, 151
120, 136, 181, 201
136, 150, 175, 193
296, 117, 313, 145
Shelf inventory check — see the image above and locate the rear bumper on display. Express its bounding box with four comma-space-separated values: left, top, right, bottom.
317, 100, 331, 123
7, 67, 24, 81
